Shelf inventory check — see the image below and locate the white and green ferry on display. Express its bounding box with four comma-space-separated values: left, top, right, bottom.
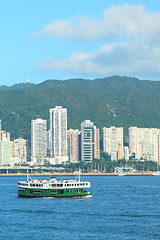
18, 174, 92, 198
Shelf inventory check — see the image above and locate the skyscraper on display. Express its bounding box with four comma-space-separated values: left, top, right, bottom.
49, 106, 68, 164
11, 137, 27, 163
129, 127, 160, 162
0, 131, 11, 166
103, 126, 123, 161
31, 118, 47, 165
111, 128, 117, 161
0, 131, 10, 141
81, 120, 100, 162
67, 129, 80, 163
94, 128, 100, 159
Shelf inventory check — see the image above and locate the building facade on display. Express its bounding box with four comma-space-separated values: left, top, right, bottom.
124, 146, 129, 161
49, 106, 68, 164
0, 131, 11, 166
94, 128, 100, 159
129, 127, 160, 162
10, 137, 27, 165
67, 129, 80, 163
103, 126, 124, 161
81, 120, 100, 162
31, 118, 47, 165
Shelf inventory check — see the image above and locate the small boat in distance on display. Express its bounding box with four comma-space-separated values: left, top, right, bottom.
151, 171, 160, 176
18, 174, 92, 198
118, 173, 126, 176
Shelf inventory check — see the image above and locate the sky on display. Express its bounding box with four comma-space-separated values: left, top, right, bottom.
1, 0, 160, 86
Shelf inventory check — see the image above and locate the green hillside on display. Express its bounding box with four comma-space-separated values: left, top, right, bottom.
0, 76, 160, 144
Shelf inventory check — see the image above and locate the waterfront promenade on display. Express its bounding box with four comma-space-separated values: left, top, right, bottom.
0, 172, 153, 177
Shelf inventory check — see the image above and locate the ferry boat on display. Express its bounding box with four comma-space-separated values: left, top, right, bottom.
18, 174, 92, 198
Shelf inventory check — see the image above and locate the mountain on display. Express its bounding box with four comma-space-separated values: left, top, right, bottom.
0, 76, 160, 145
0, 83, 35, 90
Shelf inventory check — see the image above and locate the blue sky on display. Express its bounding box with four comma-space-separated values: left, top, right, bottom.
1, 0, 160, 86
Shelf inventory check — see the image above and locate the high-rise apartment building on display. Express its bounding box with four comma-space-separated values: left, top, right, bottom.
110, 128, 117, 161
129, 127, 160, 162
0, 131, 10, 141
81, 120, 100, 162
124, 146, 129, 161
31, 118, 47, 165
75, 129, 81, 161
49, 106, 68, 164
152, 131, 160, 163
94, 128, 100, 160
11, 137, 27, 165
0, 131, 11, 166
103, 126, 123, 161
67, 129, 80, 163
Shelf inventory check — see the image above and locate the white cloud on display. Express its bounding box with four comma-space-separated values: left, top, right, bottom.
34, 4, 160, 79
32, 4, 160, 42
36, 40, 160, 79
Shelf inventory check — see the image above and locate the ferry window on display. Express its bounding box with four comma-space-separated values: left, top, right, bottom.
77, 184, 79, 186
86, 183, 88, 185
67, 184, 69, 186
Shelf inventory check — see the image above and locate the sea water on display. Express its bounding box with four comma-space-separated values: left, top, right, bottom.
0, 176, 160, 240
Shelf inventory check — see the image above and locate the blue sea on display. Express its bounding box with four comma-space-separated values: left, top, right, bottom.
0, 175, 160, 240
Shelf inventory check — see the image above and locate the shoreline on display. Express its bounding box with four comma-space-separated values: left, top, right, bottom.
0, 172, 154, 177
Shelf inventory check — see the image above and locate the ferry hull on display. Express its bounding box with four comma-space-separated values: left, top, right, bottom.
18, 188, 92, 198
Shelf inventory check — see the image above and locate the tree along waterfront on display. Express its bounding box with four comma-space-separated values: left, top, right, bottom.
0, 152, 158, 174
